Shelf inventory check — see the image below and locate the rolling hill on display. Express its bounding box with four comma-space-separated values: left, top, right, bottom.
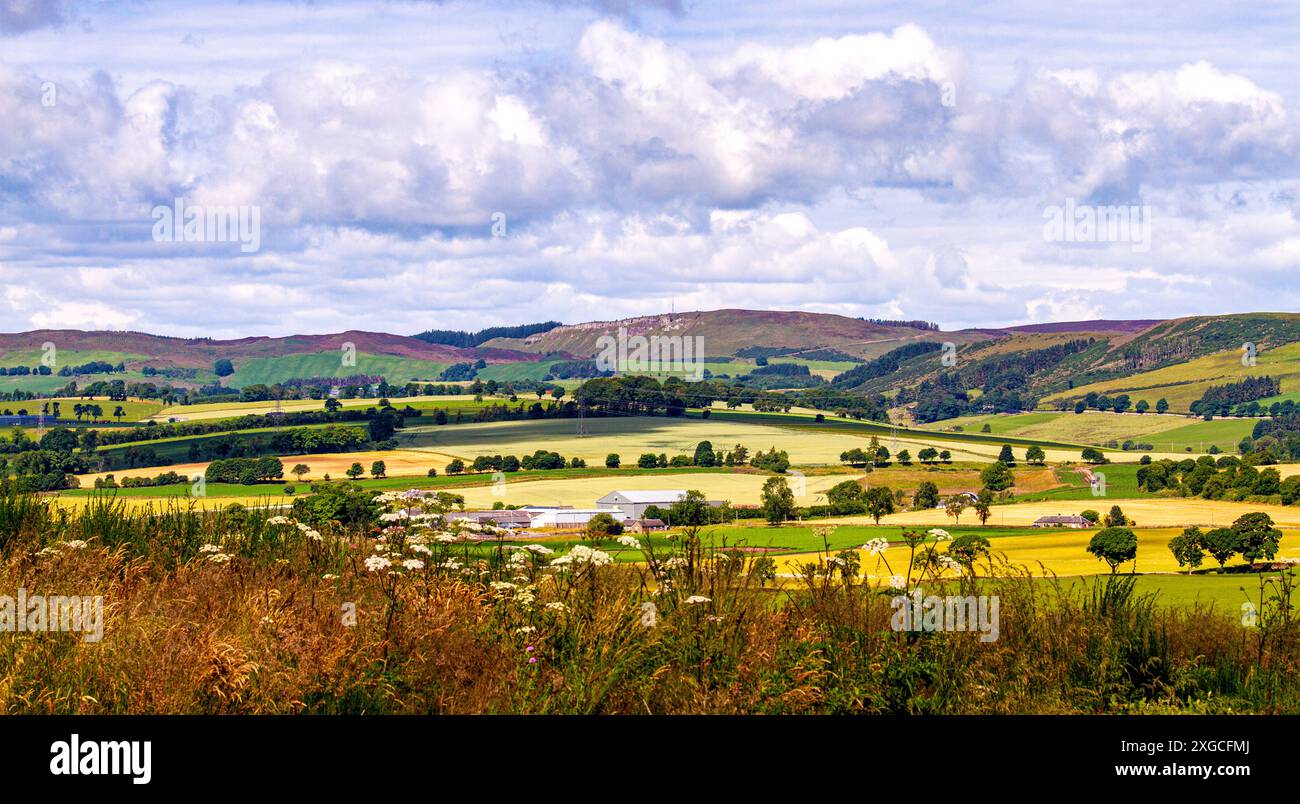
0, 329, 541, 392
479, 309, 983, 360
4, 311, 1300, 415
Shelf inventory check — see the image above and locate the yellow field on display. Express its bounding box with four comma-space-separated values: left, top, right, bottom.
77, 449, 459, 485
399, 415, 1198, 468
150, 395, 487, 422
451, 471, 870, 509
48, 493, 292, 512
919, 410, 1198, 443
820, 497, 1300, 529
775, 526, 1300, 577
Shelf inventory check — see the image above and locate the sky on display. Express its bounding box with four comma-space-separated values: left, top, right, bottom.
1, 0, 1299, 338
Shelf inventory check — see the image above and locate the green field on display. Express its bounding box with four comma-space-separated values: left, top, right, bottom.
473, 360, 562, 382
225, 352, 452, 387
704, 355, 862, 380
2, 373, 129, 395
1066, 573, 1281, 612
0, 349, 149, 369
1007, 464, 1142, 502
920, 410, 1255, 452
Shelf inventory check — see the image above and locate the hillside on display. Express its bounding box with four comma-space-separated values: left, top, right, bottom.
0, 329, 540, 393
837, 314, 1300, 404
481, 308, 981, 360
5, 311, 1300, 410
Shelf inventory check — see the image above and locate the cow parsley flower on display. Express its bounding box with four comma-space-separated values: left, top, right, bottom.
684, 595, 711, 605
861, 538, 890, 555
364, 555, 392, 573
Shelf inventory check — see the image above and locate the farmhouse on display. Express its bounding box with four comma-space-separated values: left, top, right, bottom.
1032, 514, 1091, 528
596, 490, 689, 519
626, 518, 667, 534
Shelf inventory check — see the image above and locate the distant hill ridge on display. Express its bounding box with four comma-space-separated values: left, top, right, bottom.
4, 310, 1299, 400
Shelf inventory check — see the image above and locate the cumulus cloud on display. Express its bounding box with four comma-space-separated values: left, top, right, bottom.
0, 0, 71, 34
1, 9, 1299, 334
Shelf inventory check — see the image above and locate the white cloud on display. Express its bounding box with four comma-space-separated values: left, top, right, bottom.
0, 7, 1298, 335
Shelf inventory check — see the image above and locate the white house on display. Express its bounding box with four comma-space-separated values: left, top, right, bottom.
1032, 514, 1091, 528
595, 490, 690, 520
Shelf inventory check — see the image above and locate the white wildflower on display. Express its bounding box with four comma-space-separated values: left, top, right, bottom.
364, 555, 392, 573
861, 538, 890, 555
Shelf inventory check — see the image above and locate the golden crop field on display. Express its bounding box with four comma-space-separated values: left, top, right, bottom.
820, 496, 1300, 529
399, 415, 1197, 467
774, 526, 1300, 577
149, 395, 487, 422
920, 410, 1198, 442
77, 449, 459, 486
451, 471, 870, 509
49, 493, 292, 512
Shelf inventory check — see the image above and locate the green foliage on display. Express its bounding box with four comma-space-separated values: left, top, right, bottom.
760, 477, 795, 525
1087, 526, 1138, 573
863, 486, 895, 525
291, 481, 382, 528
980, 461, 1015, 492
1232, 512, 1283, 565
1168, 527, 1205, 574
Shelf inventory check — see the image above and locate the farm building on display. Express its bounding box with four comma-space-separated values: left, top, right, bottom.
450, 510, 535, 528
596, 490, 689, 519
1031, 514, 1091, 528
0, 415, 47, 426
526, 508, 615, 528
595, 490, 723, 519
626, 518, 667, 533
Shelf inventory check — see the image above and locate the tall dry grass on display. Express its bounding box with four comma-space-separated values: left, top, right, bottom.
1, 483, 1298, 714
